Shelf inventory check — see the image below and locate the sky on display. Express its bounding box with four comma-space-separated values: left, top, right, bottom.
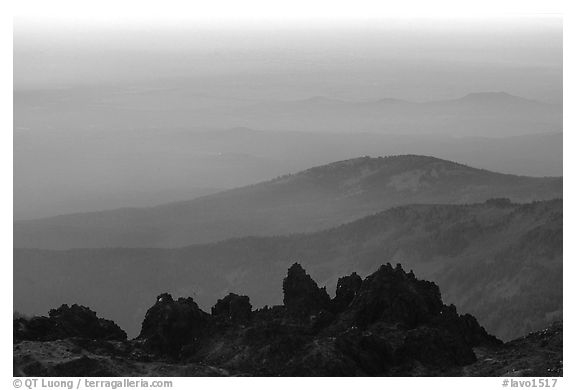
14, 16, 562, 103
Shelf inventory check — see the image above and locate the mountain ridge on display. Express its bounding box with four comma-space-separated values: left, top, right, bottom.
14, 154, 560, 223
283, 92, 556, 107
14, 155, 562, 249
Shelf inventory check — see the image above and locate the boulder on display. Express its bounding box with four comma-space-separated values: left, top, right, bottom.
211, 293, 252, 323
13, 304, 126, 342
138, 293, 210, 357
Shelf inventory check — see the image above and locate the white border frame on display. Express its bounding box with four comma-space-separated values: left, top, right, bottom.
3, 1, 571, 387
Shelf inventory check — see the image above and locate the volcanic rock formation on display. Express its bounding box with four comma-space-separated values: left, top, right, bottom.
14, 304, 126, 342
15, 263, 534, 376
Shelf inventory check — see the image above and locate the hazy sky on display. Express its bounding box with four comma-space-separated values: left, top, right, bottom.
14, 17, 562, 102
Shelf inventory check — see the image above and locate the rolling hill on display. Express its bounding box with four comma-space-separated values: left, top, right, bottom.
14, 199, 562, 341
14, 155, 562, 249
15, 125, 562, 220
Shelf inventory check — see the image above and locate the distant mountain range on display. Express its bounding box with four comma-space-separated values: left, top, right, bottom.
14, 155, 562, 249
15, 90, 562, 219
259, 91, 561, 135
16, 89, 561, 137
14, 198, 562, 341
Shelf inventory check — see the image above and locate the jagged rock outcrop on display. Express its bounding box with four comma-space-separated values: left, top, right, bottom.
283, 263, 331, 317
15, 262, 516, 376
320, 263, 500, 370
211, 293, 252, 323
343, 263, 443, 328
190, 263, 501, 374
13, 304, 126, 342
331, 272, 362, 312
138, 293, 210, 357
434, 304, 501, 347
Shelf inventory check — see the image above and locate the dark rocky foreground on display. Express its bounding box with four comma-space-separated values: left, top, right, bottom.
13, 263, 561, 377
